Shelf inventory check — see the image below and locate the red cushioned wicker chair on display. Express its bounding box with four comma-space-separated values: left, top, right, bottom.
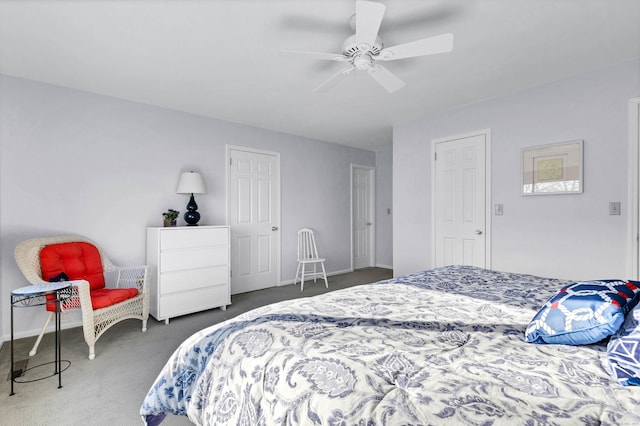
15, 235, 150, 360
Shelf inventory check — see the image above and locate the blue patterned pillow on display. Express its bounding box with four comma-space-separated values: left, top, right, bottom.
525, 280, 640, 345
607, 304, 640, 386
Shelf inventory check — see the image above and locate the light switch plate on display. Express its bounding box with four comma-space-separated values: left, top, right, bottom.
609, 202, 621, 215
495, 204, 504, 216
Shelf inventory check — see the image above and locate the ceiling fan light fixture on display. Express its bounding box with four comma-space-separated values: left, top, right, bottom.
353, 53, 373, 70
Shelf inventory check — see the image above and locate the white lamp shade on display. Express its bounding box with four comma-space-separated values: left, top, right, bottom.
176, 172, 207, 194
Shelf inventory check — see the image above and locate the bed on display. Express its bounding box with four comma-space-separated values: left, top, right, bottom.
140, 265, 640, 425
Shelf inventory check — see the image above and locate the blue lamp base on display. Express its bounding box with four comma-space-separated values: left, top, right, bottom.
184, 194, 201, 226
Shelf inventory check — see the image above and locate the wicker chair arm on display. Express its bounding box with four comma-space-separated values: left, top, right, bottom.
55, 280, 92, 315
103, 264, 150, 295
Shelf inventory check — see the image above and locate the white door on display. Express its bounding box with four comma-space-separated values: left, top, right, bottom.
228, 147, 280, 294
433, 132, 489, 267
352, 165, 375, 269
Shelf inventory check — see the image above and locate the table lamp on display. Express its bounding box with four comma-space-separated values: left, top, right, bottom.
176, 171, 207, 226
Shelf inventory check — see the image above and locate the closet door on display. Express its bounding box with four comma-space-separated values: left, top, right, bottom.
432, 131, 490, 268
228, 147, 281, 294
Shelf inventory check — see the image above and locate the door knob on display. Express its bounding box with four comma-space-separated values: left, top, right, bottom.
272, 226, 279, 231
475, 229, 483, 235
366, 222, 372, 226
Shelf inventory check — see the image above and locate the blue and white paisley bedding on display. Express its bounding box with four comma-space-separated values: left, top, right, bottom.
140, 265, 640, 425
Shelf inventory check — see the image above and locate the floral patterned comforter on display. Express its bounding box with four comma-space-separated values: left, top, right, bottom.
140, 266, 640, 425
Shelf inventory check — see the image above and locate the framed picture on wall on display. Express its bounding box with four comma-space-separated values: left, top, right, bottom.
522, 140, 583, 195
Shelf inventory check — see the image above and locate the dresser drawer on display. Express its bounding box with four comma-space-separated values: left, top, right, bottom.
160, 227, 228, 249
160, 265, 228, 294
160, 246, 228, 272
159, 284, 229, 319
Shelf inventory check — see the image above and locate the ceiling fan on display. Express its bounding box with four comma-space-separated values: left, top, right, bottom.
283, 0, 454, 94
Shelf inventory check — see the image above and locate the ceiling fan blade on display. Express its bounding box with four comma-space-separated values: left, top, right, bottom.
355, 0, 386, 50
367, 64, 406, 93
281, 50, 348, 62
313, 65, 356, 93
376, 33, 454, 61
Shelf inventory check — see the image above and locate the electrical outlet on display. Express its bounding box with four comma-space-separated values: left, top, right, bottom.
495, 204, 504, 216
609, 202, 621, 215
8, 359, 28, 380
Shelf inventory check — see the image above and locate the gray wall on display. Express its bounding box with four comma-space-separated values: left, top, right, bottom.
0, 75, 390, 340
393, 59, 640, 279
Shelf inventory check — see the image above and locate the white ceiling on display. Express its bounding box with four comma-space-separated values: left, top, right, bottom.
1, 0, 639, 151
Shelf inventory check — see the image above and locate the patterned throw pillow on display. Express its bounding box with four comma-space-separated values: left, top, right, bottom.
607, 304, 640, 386
525, 280, 640, 345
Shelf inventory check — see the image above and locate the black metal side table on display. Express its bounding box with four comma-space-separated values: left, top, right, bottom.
10, 282, 72, 395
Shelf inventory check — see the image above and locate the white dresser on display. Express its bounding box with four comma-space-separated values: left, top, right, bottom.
146, 226, 230, 324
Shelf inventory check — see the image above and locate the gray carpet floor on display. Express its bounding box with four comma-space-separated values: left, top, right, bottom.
0, 267, 392, 426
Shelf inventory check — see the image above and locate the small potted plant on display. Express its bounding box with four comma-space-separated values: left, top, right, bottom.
162, 209, 179, 227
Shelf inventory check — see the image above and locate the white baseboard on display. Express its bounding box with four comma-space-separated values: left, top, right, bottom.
328, 268, 354, 277
375, 264, 393, 270
1, 320, 83, 344
279, 268, 353, 286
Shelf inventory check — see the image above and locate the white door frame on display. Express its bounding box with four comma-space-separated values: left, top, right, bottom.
628, 97, 640, 279
350, 164, 376, 270
225, 144, 282, 287
430, 129, 492, 268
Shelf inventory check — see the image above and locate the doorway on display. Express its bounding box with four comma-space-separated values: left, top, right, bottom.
431, 130, 491, 268
351, 164, 375, 269
226, 146, 281, 294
